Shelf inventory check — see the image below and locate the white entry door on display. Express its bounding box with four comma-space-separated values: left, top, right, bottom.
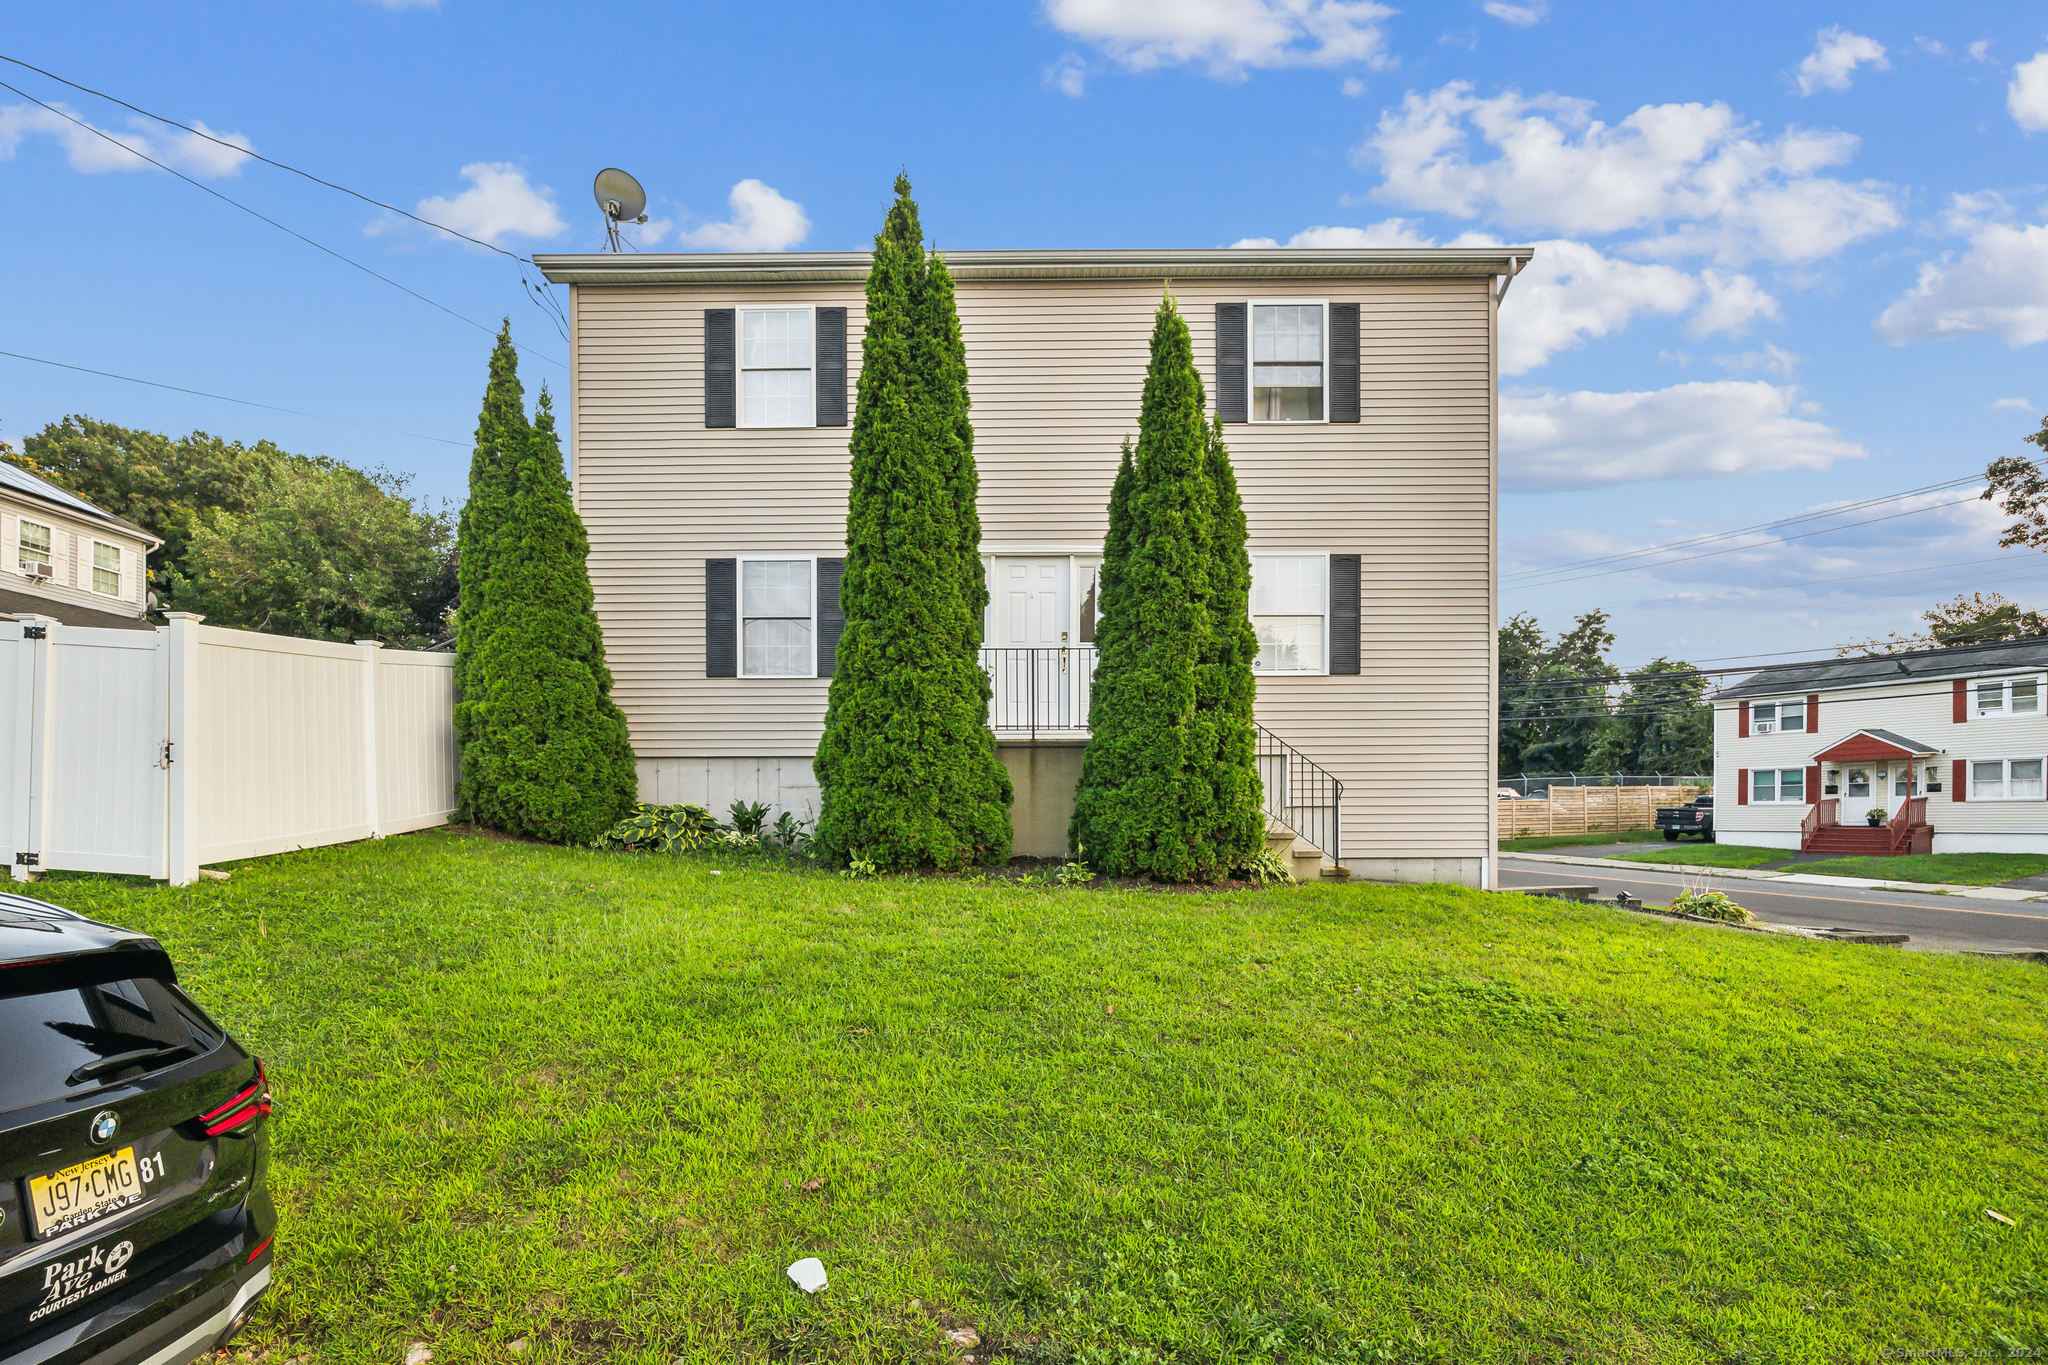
987, 559, 1071, 729
1838, 763, 1886, 825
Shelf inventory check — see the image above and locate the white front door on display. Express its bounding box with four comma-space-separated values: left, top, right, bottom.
1838, 763, 1886, 825
987, 559, 1072, 729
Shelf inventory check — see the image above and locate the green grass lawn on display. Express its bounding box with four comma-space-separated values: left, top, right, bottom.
1497, 828, 1662, 851
1608, 843, 1793, 869
1790, 852, 2048, 886
27, 830, 2048, 1362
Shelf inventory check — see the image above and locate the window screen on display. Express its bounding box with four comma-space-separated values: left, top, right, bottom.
741, 559, 813, 677
1251, 305, 1324, 421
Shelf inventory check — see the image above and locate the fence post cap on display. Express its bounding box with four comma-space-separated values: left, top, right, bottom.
354, 640, 384, 649
163, 612, 206, 623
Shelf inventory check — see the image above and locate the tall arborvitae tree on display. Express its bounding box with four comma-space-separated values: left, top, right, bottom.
813, 175, 1012, 870
463, 389, 638, 843
1199, 414, 1265, 864
1070, 293, 1230, 881
454, 322, 527, 818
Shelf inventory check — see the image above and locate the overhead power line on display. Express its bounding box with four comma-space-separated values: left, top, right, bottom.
0, 347, 466, 447
0, 76, 566, 367
1507, 475, 1985, 584
1502, 495, 1986, 592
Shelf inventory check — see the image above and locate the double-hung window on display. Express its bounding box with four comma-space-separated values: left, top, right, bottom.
1972, 758, 2046, 801
90, 541, 120, 597
1750, 767, 1805, 803
739, 558, 814, 677
1250, 302, 1326, 422
739, 308, 815, 427
1974, 676, 2043, 718
1250, 554, 1327, 673
1752, 699, 1806, 734
17, 519, 51, 573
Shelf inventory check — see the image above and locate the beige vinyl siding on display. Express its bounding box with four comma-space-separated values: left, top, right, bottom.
570, 273, 1496, 862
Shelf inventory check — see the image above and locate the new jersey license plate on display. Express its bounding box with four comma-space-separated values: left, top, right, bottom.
27, 1149, 142, 1238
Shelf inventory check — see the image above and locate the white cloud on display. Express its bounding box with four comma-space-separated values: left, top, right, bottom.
2010, 50, 2048, 132
1046, 54, 1090, 96
372, 162, 565, 246
1793, 27, 1889, 96
0, 102, 254, 178
1969, 40, 1992, 63
1358, 82, 1901, 263
1041, 0, 1397, 78
1992, 396, 2035, 411
679, 179, 810, 252
1873, 216, 2048, 346
1501, 380, 1864, 490
1482, 0, 1546, 27
1915, 36, 1946, 57
1688, 269, 1781, 337
1341, 76, 1368, 97
1712, 344, 1799, 378
1231, 217, 1437, 249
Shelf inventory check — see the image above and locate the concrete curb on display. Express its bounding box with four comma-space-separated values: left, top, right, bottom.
1501, 850, 2047, 903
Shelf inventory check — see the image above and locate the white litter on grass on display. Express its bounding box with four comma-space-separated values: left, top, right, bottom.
786, 1257, 828, 1293
710, 870, 724, 876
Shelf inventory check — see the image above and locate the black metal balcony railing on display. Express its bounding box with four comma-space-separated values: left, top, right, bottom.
981, 645, 1096, 738
981, 645, 1344, 865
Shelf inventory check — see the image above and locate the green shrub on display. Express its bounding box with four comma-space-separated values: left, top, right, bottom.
1670, 888, 1754, 923
728, 801, 769, 836
1233, 847, 1297, 886
594, 803, 722, 853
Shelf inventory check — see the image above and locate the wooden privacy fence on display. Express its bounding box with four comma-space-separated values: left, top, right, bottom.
3, 612, 456, 886
1499, 785, 1705, 839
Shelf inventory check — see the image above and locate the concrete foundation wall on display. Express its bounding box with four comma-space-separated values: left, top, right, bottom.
1351, 857, 1485, 888
997, 739, 1086, 858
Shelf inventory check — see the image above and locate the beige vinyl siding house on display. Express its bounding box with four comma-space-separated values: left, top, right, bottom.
0, 463, 158, 630
536, 247, 1528, 888
1714, 639, 2048, 854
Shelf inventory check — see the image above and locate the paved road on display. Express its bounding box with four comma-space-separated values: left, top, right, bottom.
1498, 855, 2048, 955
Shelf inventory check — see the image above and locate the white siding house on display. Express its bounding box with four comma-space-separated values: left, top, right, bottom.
1713, 640, 2048, 854
0, 462, 159, 630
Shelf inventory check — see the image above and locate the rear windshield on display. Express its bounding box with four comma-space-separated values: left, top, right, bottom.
0, 977, 222, 1110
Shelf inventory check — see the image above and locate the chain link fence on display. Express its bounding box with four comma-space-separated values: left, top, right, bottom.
1498, 773, 1710, 799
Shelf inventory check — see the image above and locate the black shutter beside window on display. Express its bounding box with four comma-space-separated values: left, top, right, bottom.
1329, 553, 1360, 675
1215, 302, 1247, 424
1329, 303, 1360, 423
816, 308, 848, 427
816, 558, 845, 677
705, 309, 736, 428
705, 558, 737, 677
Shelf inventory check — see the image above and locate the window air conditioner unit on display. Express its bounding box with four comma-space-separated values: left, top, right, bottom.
22, 561, 55, 581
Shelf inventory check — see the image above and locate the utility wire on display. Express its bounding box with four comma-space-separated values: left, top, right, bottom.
0, 76, 566, 369
0, 53, 574, 348
0, 347, 466, 447
1502, 496, 1985, 591
1506, 475, 1985, 582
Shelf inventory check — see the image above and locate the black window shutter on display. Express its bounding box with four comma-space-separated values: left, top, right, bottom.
704, 309, 736, 428
1329, 554, 1361, 675
705, 558, 737, 677
1329, 303, 1360, 423
815, 308, 848, 427
815, 557, 845, 677
1215, 302, 1247, 423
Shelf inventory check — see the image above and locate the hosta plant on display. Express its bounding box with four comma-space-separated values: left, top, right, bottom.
594, 803, 722, 853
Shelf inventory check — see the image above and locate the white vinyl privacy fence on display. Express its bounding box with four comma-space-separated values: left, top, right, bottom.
3, 613, 456, 886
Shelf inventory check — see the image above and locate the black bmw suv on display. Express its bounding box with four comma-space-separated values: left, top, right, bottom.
1, 892, 275, 1365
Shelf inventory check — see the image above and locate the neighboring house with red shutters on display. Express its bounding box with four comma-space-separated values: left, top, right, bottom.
535, 244, 1535, 887
1711, 638, 2048, 855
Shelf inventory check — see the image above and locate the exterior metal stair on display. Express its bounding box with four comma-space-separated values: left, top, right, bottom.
1256, 722, 1347, 880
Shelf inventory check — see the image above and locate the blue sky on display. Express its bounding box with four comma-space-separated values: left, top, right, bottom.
3, 0, 2047, 666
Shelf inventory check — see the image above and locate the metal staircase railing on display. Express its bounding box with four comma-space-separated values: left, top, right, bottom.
1255, 721, 1342, 866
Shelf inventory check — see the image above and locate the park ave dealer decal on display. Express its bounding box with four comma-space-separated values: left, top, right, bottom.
31, 1239, 134, 1323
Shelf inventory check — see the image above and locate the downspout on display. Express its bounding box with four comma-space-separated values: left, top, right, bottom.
1495, 252, 1530, 304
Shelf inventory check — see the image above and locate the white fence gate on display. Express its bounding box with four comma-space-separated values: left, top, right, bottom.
3, 613, 456, 886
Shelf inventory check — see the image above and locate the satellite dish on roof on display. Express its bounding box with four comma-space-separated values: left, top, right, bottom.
593, 168, 648, 252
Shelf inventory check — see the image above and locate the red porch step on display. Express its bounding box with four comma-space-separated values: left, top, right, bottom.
1802, 826, 1894, 855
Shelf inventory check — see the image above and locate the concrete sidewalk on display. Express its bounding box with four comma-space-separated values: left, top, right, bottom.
1504, 850, 2047, 903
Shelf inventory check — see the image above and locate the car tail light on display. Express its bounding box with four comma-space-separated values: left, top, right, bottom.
199, 1060, 271, 1138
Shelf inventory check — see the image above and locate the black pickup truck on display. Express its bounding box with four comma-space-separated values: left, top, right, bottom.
1654, 793, 1714, 841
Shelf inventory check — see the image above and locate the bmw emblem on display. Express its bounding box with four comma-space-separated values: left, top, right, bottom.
88, 1110, 120, 1145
